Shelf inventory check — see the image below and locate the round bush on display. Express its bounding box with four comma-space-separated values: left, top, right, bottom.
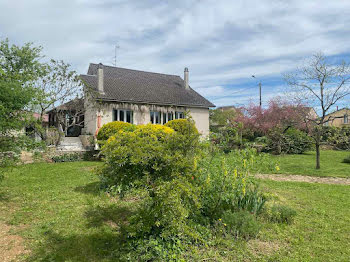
133, 123, 174, 140
97, 121, 136, 142
165, 119, 198, 136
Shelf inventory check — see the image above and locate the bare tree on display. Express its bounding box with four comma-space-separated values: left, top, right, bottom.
284, 53, 350, 169
33, 59, 84, 140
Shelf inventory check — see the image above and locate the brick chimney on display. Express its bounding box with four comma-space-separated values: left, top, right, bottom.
184, 67, 189, 90
98, 63, 105, 94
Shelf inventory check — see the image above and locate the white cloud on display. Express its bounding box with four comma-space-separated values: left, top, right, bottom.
1, 0, 350, 106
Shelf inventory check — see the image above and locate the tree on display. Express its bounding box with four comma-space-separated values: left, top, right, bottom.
0, 38, 44, 170
284, 53, 350, 169
33, 59, 85, 140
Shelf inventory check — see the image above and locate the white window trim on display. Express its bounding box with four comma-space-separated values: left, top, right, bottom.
114, 109, 133, 124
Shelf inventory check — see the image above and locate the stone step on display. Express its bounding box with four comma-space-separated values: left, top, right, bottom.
57, 137, 87, 152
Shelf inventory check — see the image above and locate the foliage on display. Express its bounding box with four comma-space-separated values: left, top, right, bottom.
326, 126, 350, 150
220, 210, 261, 239
33, 60, 86, 141
52, 153, 81, 163
210, 126, 243, 153
46, 127, 64, 146
236, 98, 309, 138
164, 118, 198, 136
209, 107, 237, 133
96, 121, 136, 144
99, 124, 194, 195
1, 162, 349, 261
197, 149, 273, 222
266, 128, 313, 154
284, 53, 350, 169
265, 204, 297, 224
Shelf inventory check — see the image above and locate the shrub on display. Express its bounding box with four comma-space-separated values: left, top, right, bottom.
267, 204, 297, 224
98, 123, 200, 196
197, 149, 272, 221
52, 153, 81, 162
326, 126, 350, 150
165, 119, 198, 136
220, 210, 261, 239
96, 121, 136, 144
266, 128, 313, 154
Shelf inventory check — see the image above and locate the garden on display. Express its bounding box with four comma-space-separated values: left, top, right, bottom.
1, 118, 350, 261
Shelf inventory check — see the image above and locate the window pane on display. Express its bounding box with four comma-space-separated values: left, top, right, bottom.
155, 112, 160, 124
150, 111, 154, 124
168, 112, 173, 121
113, 109, 118, 121
126, 111, 131, 123
119, 110, 124, 122
163, 113, 167, 124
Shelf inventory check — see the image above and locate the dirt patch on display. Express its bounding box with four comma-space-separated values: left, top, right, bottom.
256, 174, 350, 185
248, 239, 284, 256
0, 222, 29, 262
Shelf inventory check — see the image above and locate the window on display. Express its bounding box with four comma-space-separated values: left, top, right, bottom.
344, 114, 349, 124
162, 112, 174, 124
113, 109, 133, 123
150, 111, 161, 124
175, 111, 184, 119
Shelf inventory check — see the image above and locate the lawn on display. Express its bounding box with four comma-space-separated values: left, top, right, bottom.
270, 150, 350, 178
0, 162, 349, 261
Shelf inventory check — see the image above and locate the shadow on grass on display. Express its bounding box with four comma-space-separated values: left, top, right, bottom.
85, 204, 134, 228
25, 229, 130, 262
74, 182, 101, 196
25, 204, 136, 262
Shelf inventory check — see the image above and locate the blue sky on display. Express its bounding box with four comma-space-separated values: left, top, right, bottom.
1, 0, 350, 109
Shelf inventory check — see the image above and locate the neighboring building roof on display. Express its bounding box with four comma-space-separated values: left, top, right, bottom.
46, 98, 84, 113
80, 63, 215, 108
325, 107, 350, 117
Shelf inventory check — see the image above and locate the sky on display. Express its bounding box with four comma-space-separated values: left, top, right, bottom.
1, 0, 350, 109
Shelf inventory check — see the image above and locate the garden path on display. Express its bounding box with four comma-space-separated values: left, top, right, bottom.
256, 174, 350, 185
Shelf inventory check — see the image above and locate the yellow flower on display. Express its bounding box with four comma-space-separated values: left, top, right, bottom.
275, 165, 280, 171
234, 169, 238, 178
219, 218, 222, 221
224, 223, 227, 227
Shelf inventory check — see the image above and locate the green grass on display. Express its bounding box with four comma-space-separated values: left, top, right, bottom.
270, 150, 350, 178
0, 162, 349, 261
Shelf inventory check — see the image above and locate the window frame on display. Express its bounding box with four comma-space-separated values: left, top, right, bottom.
113, 109, 134, 124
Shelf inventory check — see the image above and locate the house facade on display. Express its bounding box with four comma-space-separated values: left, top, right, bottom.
324, 108, 350, 127
80, 64, 215, 137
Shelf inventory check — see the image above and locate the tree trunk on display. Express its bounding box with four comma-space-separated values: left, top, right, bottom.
315, 140, 320, 169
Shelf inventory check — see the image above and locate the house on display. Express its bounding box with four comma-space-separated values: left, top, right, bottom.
80, 63, 215, 137
324, 107, 350, 127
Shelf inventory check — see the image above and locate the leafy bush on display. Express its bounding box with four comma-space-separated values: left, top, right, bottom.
99, 123, 200, 195
266, 204, 297, 224
266, 128, 313, 154
326, 126, 350, 150
52, 153, 81, 162
96, 121, 136, 144
197, 149, 272, 221
98, 125, 280, 260
220, 210, 261, 239
164, 119, 198, 136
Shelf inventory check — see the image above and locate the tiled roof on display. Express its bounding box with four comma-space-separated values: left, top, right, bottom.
80, 63, 215, 108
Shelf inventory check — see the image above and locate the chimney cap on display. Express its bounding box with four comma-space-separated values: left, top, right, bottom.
184, 67, 189, 72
